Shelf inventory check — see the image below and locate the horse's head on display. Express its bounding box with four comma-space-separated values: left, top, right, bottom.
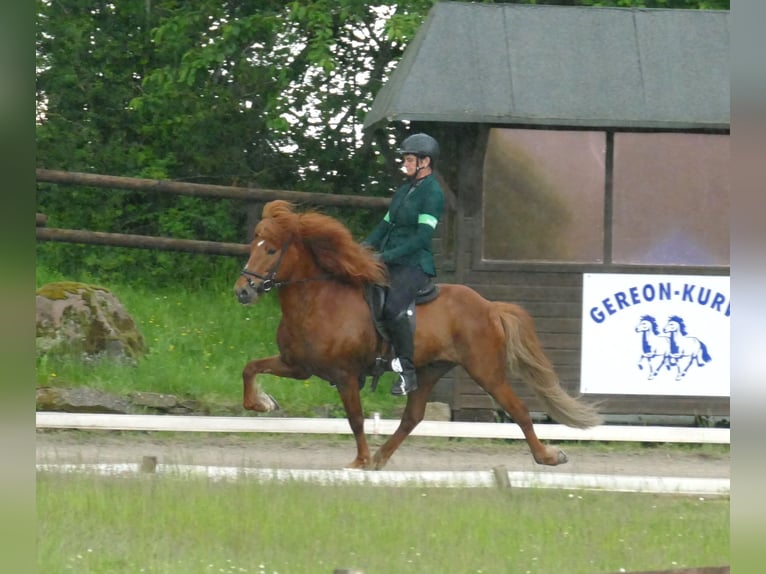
635, 315, 658, 334
663, 316, 681, 334
636, 315, 657, 333
234, 200, 387, 305
234, 203, 298, 304
234, 239, 289, 304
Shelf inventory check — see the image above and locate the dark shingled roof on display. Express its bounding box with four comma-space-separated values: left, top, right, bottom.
364, 3, 729, 130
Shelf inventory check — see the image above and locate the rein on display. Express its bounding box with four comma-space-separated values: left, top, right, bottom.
240, 240, 332, 293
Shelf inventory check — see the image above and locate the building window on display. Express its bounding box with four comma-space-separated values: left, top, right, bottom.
612, 132, 729, 266
482, 128, 606, 263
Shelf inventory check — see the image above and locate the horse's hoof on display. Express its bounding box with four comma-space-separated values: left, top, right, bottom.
245, 392, 280, 412
265, 393, 281, 410
534, 449, 567, 466
368, 454, 387, 471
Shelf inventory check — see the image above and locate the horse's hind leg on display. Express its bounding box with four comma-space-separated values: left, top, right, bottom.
485, 377, 567, 466
370, 363, 451, 470
464, 343, 566, 466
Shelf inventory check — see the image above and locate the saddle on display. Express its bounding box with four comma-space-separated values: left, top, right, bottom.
358, 281, 440, 392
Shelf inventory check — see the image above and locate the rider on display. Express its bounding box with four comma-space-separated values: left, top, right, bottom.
362, 133, 445, 396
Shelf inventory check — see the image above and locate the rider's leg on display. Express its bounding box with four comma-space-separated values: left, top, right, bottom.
386, 310, 417, 395
383, 265, 428, 396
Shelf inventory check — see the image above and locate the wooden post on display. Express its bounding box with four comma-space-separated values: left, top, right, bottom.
140, 456, 157, 473
492, 465, 511, 489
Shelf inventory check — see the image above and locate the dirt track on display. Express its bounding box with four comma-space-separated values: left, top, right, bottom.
36, 429, 729, 479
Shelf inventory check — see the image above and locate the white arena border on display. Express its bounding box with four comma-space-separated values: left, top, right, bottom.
37, 413, 730, 495
36, 412, 730, 445
35, 462, 730, 496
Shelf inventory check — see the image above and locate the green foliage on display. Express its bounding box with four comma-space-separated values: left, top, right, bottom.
491, 0, 728, 7
36, 0, 727, 286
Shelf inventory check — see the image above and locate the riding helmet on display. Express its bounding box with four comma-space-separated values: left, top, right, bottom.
398, 133, 440, 162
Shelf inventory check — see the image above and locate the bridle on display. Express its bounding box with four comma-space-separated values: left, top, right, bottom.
239, 239, 332, 293
240, 240, 291, 294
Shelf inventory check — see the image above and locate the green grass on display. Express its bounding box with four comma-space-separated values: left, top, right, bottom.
37, 471, 729, 574
35, 265, 404, 418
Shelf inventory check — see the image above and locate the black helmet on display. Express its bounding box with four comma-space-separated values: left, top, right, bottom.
397, 133, 439, 162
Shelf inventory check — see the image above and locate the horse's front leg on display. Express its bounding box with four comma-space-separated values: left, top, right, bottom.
242, 355, 310, 412
370, 388, 428, 470
649, 354, 665, 379
335, 379, 371, 469
371, 365, 445, 470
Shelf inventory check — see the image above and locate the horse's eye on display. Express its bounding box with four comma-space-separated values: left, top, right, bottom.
267, 247, 277, 255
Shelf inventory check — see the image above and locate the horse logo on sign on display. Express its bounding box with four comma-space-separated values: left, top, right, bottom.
634, 315, 673, 380
662, 315, 712, 380
635, 314, 711, 381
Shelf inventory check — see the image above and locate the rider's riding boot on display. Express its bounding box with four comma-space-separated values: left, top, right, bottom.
391, 356, 417, 396
386, 311, 418, 396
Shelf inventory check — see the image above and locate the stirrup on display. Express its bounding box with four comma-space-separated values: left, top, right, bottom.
391, 358, 417, 396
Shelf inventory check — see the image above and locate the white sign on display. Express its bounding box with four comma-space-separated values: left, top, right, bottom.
580, 273, 730, 397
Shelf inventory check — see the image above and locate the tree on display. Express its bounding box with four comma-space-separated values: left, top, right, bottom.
35, 0, 727, 285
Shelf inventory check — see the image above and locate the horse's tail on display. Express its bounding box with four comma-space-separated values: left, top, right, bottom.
699, 341, 712, 363
494, 302, 603, 429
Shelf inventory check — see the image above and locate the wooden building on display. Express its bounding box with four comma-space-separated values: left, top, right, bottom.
364, 3, 730, 421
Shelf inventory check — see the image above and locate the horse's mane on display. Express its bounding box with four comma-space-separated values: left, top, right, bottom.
640, 314, 660, 334
667, 315, 688, 335
260, 200, 387, 286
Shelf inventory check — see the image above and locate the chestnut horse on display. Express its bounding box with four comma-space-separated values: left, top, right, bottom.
234, 200, 601, 470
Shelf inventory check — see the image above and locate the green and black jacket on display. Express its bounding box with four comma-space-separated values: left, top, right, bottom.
363, 174, 445, 276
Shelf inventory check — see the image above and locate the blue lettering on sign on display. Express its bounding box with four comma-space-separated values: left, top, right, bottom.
588, 280, 730, 323
590, 307, 606, 323
682, 284, 695, 302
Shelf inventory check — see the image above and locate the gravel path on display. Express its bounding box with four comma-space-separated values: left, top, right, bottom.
36, 429, 729, 479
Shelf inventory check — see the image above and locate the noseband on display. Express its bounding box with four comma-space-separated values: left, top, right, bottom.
240, 240, 290, 294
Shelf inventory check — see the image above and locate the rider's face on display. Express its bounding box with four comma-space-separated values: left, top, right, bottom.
401, 154, 427, 177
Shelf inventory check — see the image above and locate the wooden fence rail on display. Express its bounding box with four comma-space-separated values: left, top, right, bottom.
36, 169, 391, 209
36, 169, 391, 255
36, 227, 250, 257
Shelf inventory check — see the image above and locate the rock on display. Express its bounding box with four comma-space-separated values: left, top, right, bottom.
36, 282, 146, 364
129, 391, 178, 410
36, 387, 200, 415
393, 402, 452, 421
424, 401, 452, 421
36, 386, 131, 414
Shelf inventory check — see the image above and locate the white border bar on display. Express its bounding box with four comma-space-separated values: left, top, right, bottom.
36, 412, 730, 444
35, 463, 730, 496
